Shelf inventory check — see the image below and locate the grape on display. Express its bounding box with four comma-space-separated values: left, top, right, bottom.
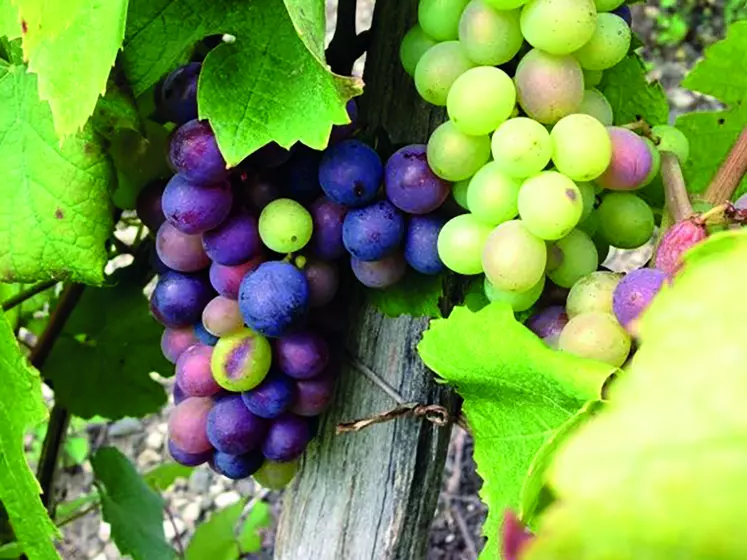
452, 179, 470, 209
558, 311, 631, 367
518, 171, 583, 240
526, 305, 568, 347
736, 193, 747, 210
281, 147, 323, 204
520, 0, 597, 55
501, 510, 535, 560
427, 121, 491, 181
239, 261, 310, 337
206, 394, 268, 455
211, 451, 264, 480
384, 144, 451, 214
244, 142, 293, 170
308, 196, 348, 261
150, 271, 214, 328
613, 268, 668, 331
202, 212, 261, 266
550, 115, 612, 182
262, 414, 311, 461
238, 170, 280, 212
156, 222, 210, 272
447, 67, 516, 136
593, 233, 610, 264
168, 397, 214, 454
342, 200, 405, 261
202, 296, 244, 337
400, 25, 438, 75
577, 207, 599, 237
194, 322, 219, 346
303, 259, 340, 307
465, 163, 521, 227
566, 271, 622, 317
404, 214, 446, 275
351, 252, 407, 288
175, 344, 221, 397
491, 117, 553, 178
292, 372, 336, 417
514, 49, 584, 124
595, 0, 624, 10
612, 4, 632, 26
162, 175, 233, 235
168, 440, 211, 467
652, 125, 690, 164
418, 0, 470, 40
642, 138, 662, 186
158, 62, 200, 125
484, 275, 544, 312
210, 328, 273, 392
655, 219, 708, 276
574, 13, 631, 71
241, 373, 295, 419
578, 181, 596, 221
415, 42, 475, 106
169, 120, 228, 184
173, 383, 187, 405
161, 327, 199, 364
597, 192, 655, 249
253, 458, 300, 490
209, 257, 264, 300
258, 199, 313, 254
318, 140, 383, 207
438, 214, 493, 274
136, 179, 167, 231
596, 127, 657, 191
547, 229, 599, 288
458, 1, 523, 65
576, 89, 614, 125
275, 331, 329, 379
583, 69, 603, 87
484, 0, 529, 8
330, 99, 360, 144
482, 220, 547, 290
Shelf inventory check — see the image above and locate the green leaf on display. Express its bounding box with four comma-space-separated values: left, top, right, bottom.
0, 0, 20, 39
45, 267, 171, 420
526, 229, 747, 559
143, 463, 193, 492
677, 21, 747, 198
367, 271, 444, 318
0, 542, 23, 559
0, 309, 59, 559
0, 64, 114, 284
17, 0, 129, 136
417, 303, 612, 559
55, 492, 100, 525
599, 53, 669, 127
92, 447, 174, 560
185, 501, 271, 559
63, 436, 89, 466
122, 0, 361, 166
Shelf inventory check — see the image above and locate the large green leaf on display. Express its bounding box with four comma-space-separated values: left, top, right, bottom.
185, 501, 271, 559
367, 271, 444, 319
0, 0, 20, 39
0, 309, 59, 559
0, 63, 113, 284
417, 304, 612, 559
143, 463, 193, 492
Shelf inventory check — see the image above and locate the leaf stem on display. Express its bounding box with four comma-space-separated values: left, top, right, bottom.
1, 280, 58, 312
661, 152, 694, 223
56, 503, 100, 528
704, 126, 747, 204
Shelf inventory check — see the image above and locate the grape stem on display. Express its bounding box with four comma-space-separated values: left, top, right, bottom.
704, 126, 747, 204
325, 0, 371, 75
661, 152, 694, 223
622, 119, 654, 140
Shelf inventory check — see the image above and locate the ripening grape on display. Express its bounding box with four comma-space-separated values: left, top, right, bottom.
484, 275, 545, 312
566, 271, 622, 317
652, 125, 690, 164
415, 42, 475, 106
293, 372, 336, 417
319, 140, 383, 208
595, 0, 624, 10
597, 192, 655, 249
280, 148, 323, 205
550, 114, 612, 181
209, 257, 264, 300
168, 440, 211, 467
158, 63, 201, 125
518, 171, 584, 240
194, 322, 219, 347
452, 179, 471, 209
258, 199, 313, 254
583, 69, 603, 87
254, 458, 300, 490
514, 49, 584, 124
308, 196, 348, 261
207, 394, 268, 455
458, 1, 523, 66
262, 414, 311, 461
642, 138, 662, 186
520, 0, 598, 55
576, 89, 614, 125
176, 344, 222, 397
400, 25, 439, 75
150, 271, 214, 328
211, 328, 273, 392
438, 214, 493, 275
351, 252, 408, 288
526, 305, 568, 347
427, 120, 491, 181
547, 229, 599, 288
491, 117, 553, 178
655, 219, 708, 276
275, 331, 330, 379
169, 120, 228, 184
136, 180, 167, 231
484, 0, 529, 8
574, 13, 631, 71
156, 221, 210, 272
384, 144, 451, 214
482, 220, 547, 291
342, 200, 405, 261
578, 182, 596, 221
303, 259, 340, 308
466, 163, 521, 226
168, 397, 214, 454
404, 214, 446, 275
211, 451, 264, 480
418, 0, 470, 40
613, 268, 668, 331
558, 312, 631, 367
161, 328, 199, 364
596, 127, 657, 190
202, 296, 244, 337
242, 373, 295, 419
202, 212, 261, 266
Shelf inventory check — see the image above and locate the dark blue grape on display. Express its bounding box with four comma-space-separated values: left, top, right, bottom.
261, 414, 311, 462
404, 214, 446, 275
274, 331, 329, 379
136, 179, 167, 231
329, 99, 359, 144
150, 271, 214, 328
194, 322, 219, 346
206, 394, 268, 455
169, 120, 228, 184
384, 145, 450, 214
237, 170, 281, 212
613, 5, 632, 26
318, 140, 383, 207
168, 439, 212, 467
209, 257, 264, 300
158, 63, 201, 125
282, 147, 323, 204
241, 373, 295, 419
244, 142, 293, 170
309, 196, 348, 261
343, 200, 405, 261
162, 174, 233, 234
210, 450, 264, 479
202, 212, 261, 266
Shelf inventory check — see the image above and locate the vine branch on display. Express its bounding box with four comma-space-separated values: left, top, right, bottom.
326, 0, 370, 75
660, 152, 694, 223
704, 126, 747, 204
1, 279, 57, 312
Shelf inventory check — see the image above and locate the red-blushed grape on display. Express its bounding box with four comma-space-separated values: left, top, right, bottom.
161, 327, 199, 364
202, 296, 244, 337
175, 344, 222, 397
168, 397, 214, 454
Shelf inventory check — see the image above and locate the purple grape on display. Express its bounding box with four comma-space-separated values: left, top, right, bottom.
351, 252, 407, 289
158, 62, 200, 125
162, 174, 233, 235
175, 344, 221, 397
613, 5, 632, 27
613, 268, 668, 331
303, 259, 339, 308
149, 246, 171, 274
169, 397, 214, 453
238, 261, 310, 337
169, 120, 228, 184
261, 414, 311, 461
342, 200, 405, 261
309, 196, 348, 261
210, 450, 264, 479
161, 327, 199, 364
282, 147, 323, 204
173, 382, 187, 405
168, 439, 212, 467
384, 145, 451, 214
292, 372, 336, 417
329, 99, 359, 144
209, 256, 264, 299
404, 214, 446, 275
318, 139, 383, 207
206, 394, 269, 455
156, 222, 210, 272
241, 373, 295, 419
150, 271, 214, 328
274, 331, 329, 379
194, 322, 219, 346
202, 213, 260, 266
244, 142, 293, 169
526, 305, 568, 348
136, 180, 167, 231
237, 170, 281, 211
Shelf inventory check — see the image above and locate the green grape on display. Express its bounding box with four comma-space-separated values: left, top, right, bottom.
558, 311, 631, 367
576, 88, 614, 125
594, 0, 624, 11
597, 192, 655, 249
547, 229, 599, 288
458, 1, 523, 65
482, 219, 547, 291
427, 120, 491, 181
550, 114, 612, 181
484, 274, 545, 312
577, 207, 599, 237
491, 117, 553, 178
642, 137, 662, 186
419, 0, 471, 40
452, 179, 471, 209
520, 0, 597, 55
583, 68, 603, 87
578, 181, 596, 221
254, 458, 300, 490
400, 24, 439, 75
415, 42, 475, 106
447, 66, 516, 135
484, 0, 529, 8
518, 171, 583, 240
467, 162, 522, 226
437, 214, 493, 275
652, 124, 690, 164
594, 234, 610, 264
574, 13, 631, 71
258, 198, 313, 253
566, 270, 622, 317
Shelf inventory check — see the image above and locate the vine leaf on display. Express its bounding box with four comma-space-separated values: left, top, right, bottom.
185, 501, 271, 559
0, 309, 59, 560
677, 21, 747, 198
525, 229, 747, 559
600, 53, 669, 127
143, 463, 193, 493
417, 304, 612, 559
0, 0, 20, 39
367, 271, 444, 319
